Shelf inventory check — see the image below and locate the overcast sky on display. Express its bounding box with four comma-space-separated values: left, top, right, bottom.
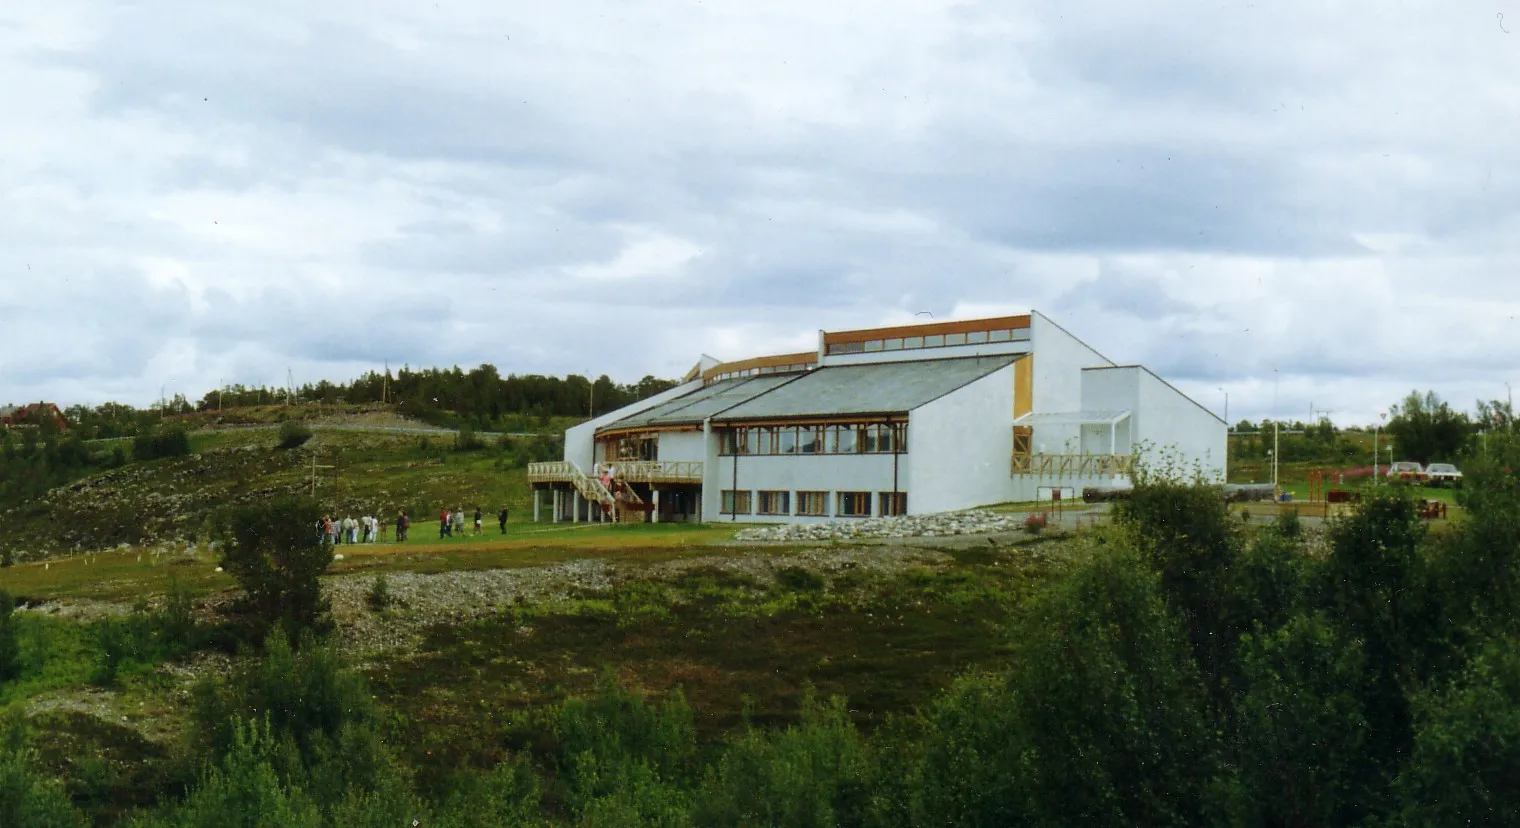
3, 1, 1518, 425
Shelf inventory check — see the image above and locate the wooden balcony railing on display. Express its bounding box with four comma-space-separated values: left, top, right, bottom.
1010, 453, 1134, 479
594, 461, 703, 483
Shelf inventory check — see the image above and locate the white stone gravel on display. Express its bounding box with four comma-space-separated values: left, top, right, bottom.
733, 509, 1071, 543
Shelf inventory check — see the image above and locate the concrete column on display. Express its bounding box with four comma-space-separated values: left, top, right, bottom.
695, 488, 702, 523
573, 491, 582, 523
652, 489, 661, 523
533, 488, 541, 523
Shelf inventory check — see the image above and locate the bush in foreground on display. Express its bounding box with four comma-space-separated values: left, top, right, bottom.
276, 421, 313, 450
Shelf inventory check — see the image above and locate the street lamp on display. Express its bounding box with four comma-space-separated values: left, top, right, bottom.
1219, 387, 1228, 426
1375, 411, 1387, 484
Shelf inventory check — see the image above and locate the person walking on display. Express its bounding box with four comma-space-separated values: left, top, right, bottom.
397, 510, 409, 542
454, 506, 466, 536
498, 505, 509, 534
325, 516, 338, 547
473, 507, 483, 536
439, 508, 450, 539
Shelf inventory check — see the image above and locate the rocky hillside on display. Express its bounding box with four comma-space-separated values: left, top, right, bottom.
0, 427, 534, 563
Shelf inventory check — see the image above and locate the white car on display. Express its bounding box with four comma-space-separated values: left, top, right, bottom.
1423, 462, 1464, 487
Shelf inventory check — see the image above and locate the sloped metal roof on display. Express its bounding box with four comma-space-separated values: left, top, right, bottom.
713, 355, 1019, 421
599, 374, 800, 431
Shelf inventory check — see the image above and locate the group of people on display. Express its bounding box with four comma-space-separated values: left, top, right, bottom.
318, 511, 412, 545
437, 506, 511, 538
314, 505, 512, 546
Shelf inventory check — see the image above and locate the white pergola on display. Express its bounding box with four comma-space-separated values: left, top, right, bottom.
1012, 409, 1132, 455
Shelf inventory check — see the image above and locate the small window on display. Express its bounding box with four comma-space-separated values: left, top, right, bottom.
884, 338, 903, 350
923, 334, 945, 347
864, 339, 883, 352
840, 342, 864, 354
720, 430, 741, 455
721, 490, 752, 514
879, 492, 908, 517
988, 329, 1011, 342
944, 333, 966, 346
798, 426, 821, 453
837, 492, 872, 517
834, 425, 858, 454
861, 423, 884, 453
757, 428, 773, 455
904, 336, 923, 348
757, 491, 791, 515
776, 427, 798, 454
796, 491, 829, 516
1010, 328, 1031, 341
967, 331, 988, 344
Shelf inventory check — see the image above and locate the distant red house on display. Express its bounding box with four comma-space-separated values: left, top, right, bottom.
0, 402, 69, 431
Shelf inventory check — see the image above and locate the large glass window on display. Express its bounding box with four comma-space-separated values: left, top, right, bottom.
923, 334, 944, 347
944, 332, 966, 346
988, 329, 1011, 342
879, 492, 908, 516
967, 330, 988, 344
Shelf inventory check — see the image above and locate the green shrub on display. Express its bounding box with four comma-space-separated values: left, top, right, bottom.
276, 421, 313, 450
365, 576, 393, 614
1274, 506, 1302, 538
160, 578, 201, 657
131, 426, 191, 462
91, 618, 130, 686
693, 689, 872, 828
0, 590, 18, 682
775, 567, 826, 593
213, 496, 333, 639
454, 427, 485, 452
0, 741, 86, 828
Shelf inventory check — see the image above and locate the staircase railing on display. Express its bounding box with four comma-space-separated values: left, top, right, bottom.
528, 461, 635, 522
594, 461, 703, 483
1010, 453, 1134, 479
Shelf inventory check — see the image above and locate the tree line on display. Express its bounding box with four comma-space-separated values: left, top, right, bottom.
45, 365, 679, 440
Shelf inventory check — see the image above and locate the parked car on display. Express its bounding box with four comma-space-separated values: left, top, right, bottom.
1423, 462, 1464, 487
1386, 461, 1425, 482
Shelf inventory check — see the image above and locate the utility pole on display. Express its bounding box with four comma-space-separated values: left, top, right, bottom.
310, 453, 336, 497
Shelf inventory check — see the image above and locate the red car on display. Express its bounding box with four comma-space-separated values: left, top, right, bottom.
1386, 461, 1424, 483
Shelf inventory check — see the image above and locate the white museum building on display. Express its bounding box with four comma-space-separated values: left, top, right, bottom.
527, 311, 1226, 524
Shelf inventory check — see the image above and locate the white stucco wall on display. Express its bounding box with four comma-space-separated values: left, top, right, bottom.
1134, 369, 1227, 482
906, 363, 1018, 513
1030, 311, 1115, 416
1078, 367, 1140, 455
1025, 312, 1115, 458
655, 430, 706, 463
708, 450, 906, 524
562, 379, 703, 471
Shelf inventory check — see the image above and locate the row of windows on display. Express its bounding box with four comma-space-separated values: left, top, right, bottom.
722, 490, 908, 517
709, 363, 813, 383
824, 327, 1030, 356
720, 423, 907, 456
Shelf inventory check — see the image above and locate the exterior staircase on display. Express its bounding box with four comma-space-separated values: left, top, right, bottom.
528, 461, 640, 522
